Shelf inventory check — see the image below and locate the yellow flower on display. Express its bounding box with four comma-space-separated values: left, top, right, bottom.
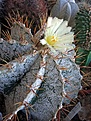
40, 17, 75, 53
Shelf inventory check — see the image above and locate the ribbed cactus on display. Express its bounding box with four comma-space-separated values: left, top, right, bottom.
1, 17, 82, 121
0, 1, 82, 121
0, 0, 47, 37
50, 0, 79, 26
75, 5, 91, 66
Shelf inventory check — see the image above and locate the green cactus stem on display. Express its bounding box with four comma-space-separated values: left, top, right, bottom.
75, 6, 91, 66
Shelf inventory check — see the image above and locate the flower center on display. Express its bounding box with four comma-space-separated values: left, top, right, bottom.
46, 36, 57, 46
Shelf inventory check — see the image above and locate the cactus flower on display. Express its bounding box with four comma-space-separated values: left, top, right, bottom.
40, 17, 75, 53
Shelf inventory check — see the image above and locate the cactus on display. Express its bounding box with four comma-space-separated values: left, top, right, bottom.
50, 0, 79, 26
0, 0, 47, 37
0, 1, 82, 121
75, 5, 91, 66
0, 16, 82, 121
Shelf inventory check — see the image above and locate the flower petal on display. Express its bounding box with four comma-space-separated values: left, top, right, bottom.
50, 18, 63, 34
54, 21, 69, 36
45, 17, 63, 35
56, 27, 72, 36
57, 32, 74, 43
40, 39, 47, 45
47, 17, 53, 27
54, 44, 75, 52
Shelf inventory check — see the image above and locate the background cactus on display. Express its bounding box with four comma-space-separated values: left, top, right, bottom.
50, 0, 79, 26
0, 0, 47, 37
75, 5, 91, 66
73, 2, 91, 121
